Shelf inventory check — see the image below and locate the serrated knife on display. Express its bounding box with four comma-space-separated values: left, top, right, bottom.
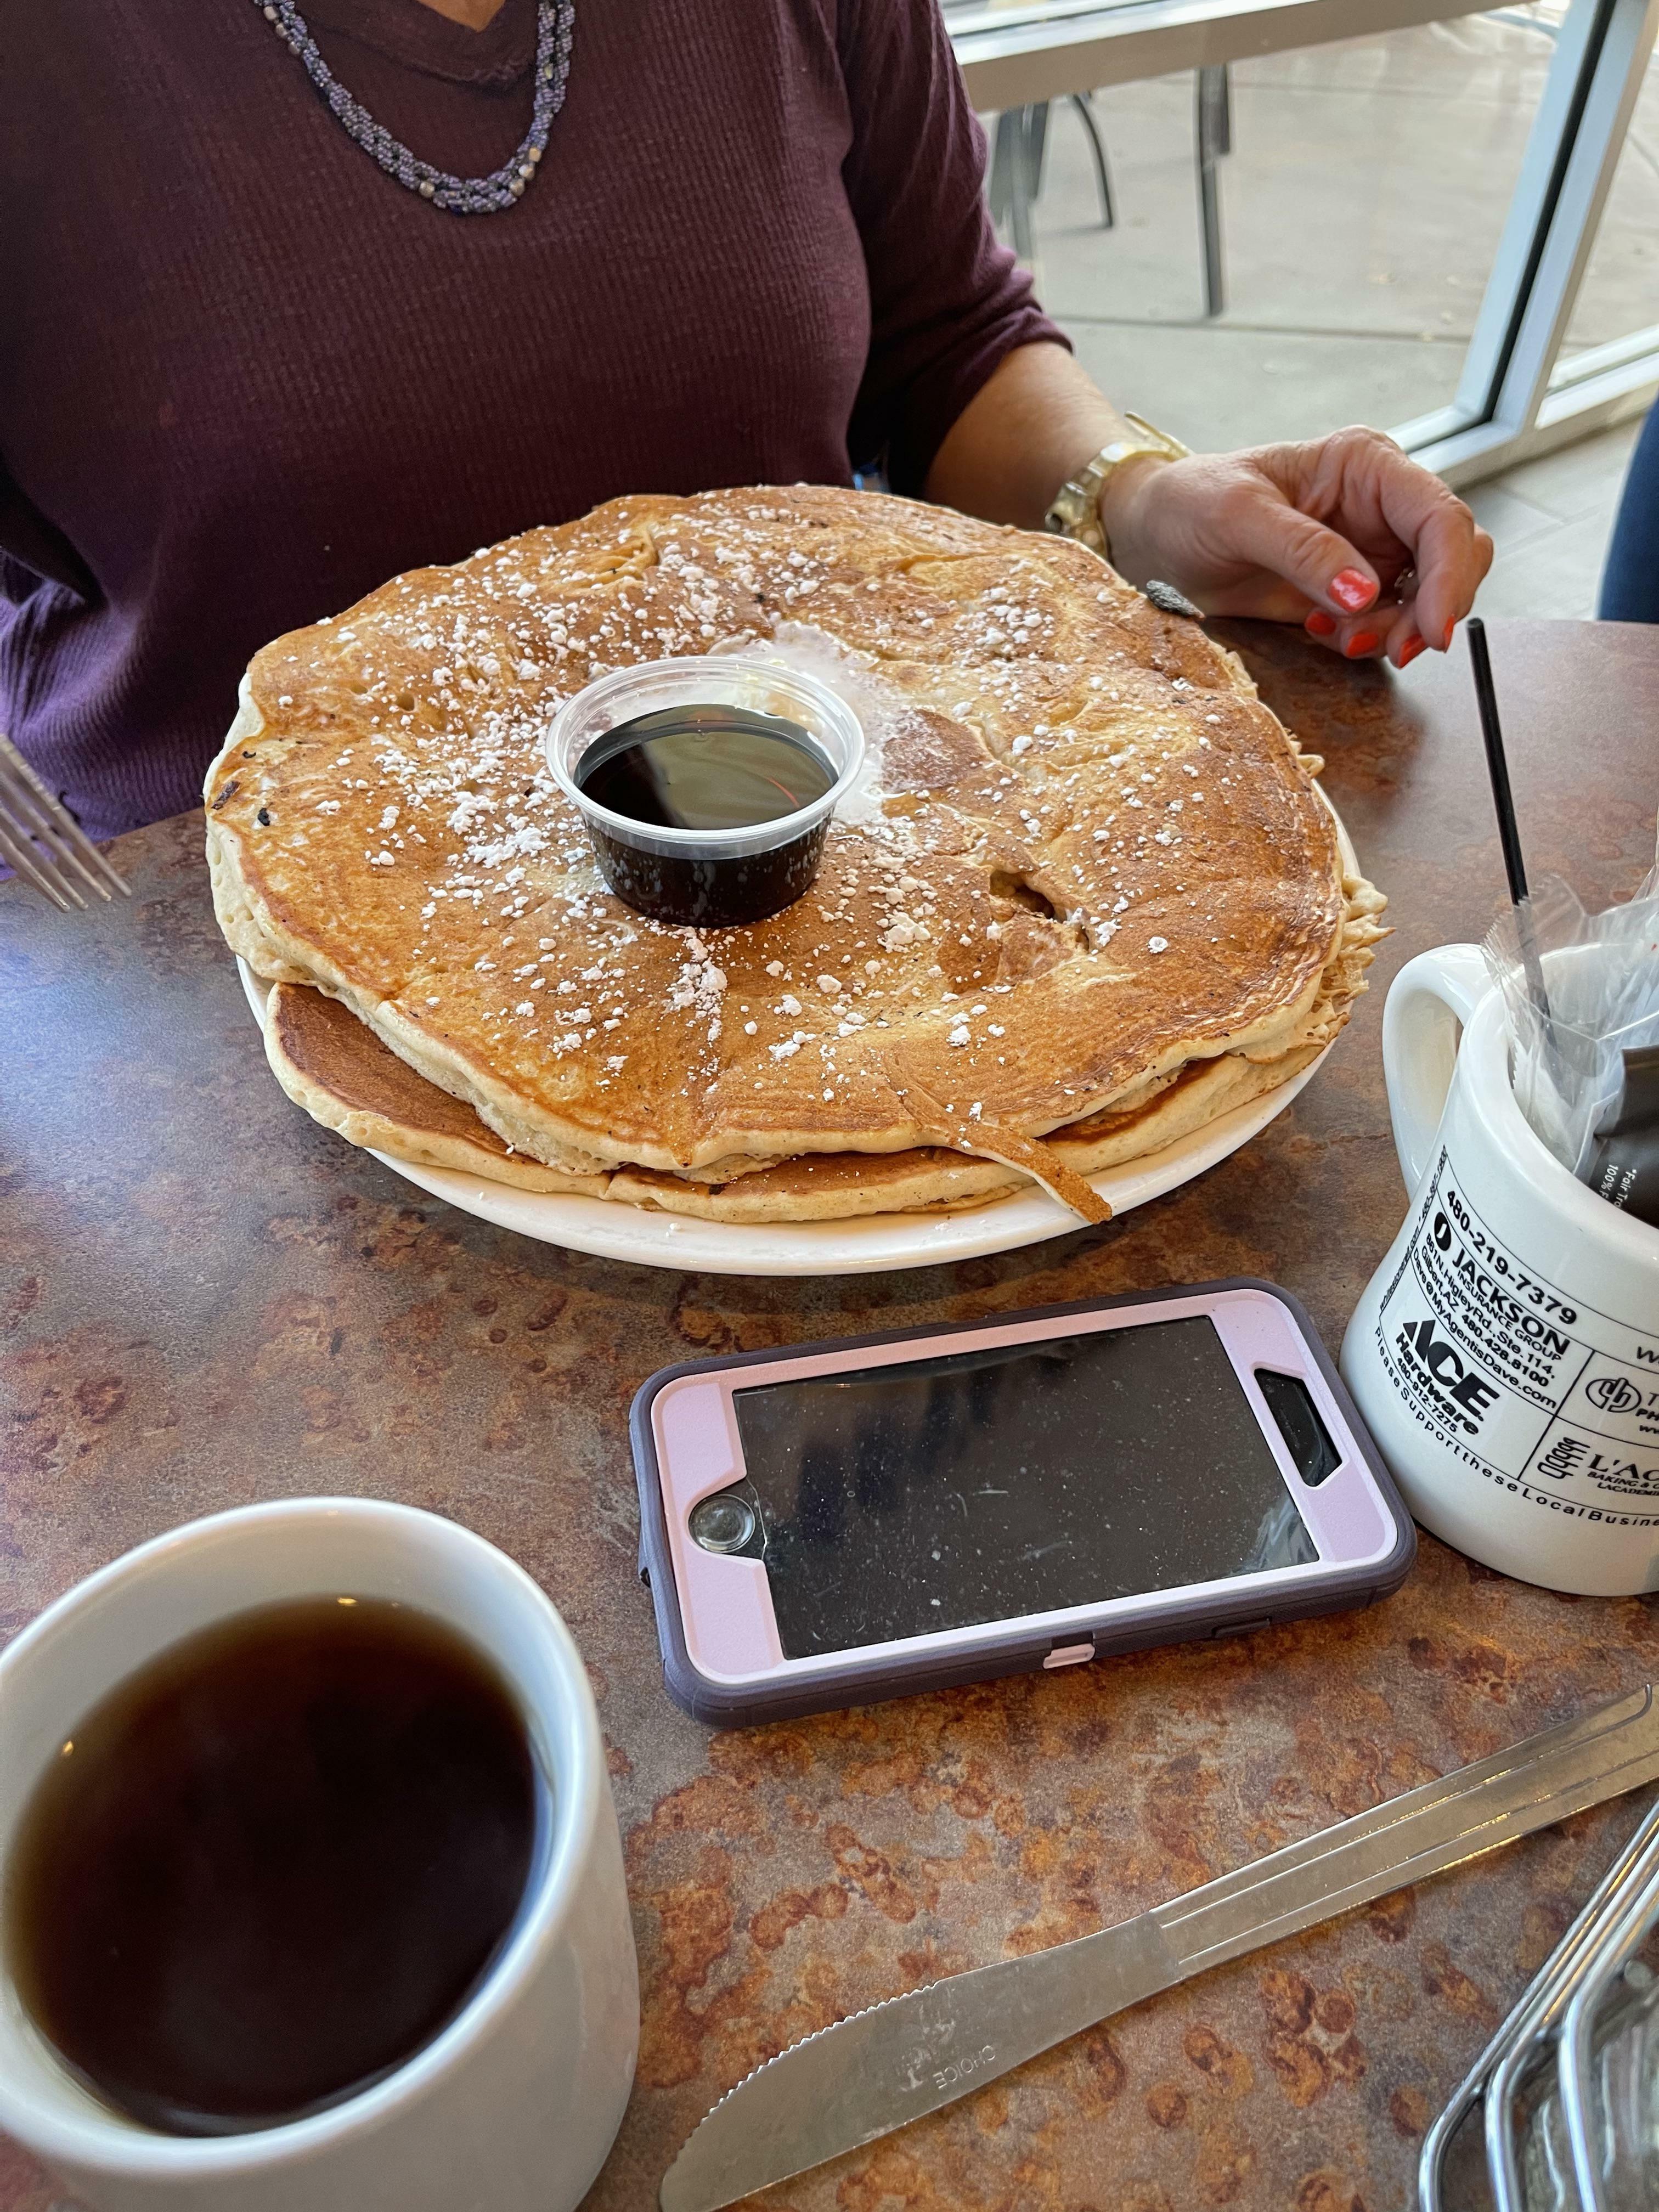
659, 1684, 1659, 2212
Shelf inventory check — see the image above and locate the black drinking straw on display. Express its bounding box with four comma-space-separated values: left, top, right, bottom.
1467, 619, 1530, 905
1466, 616, 1556, 1041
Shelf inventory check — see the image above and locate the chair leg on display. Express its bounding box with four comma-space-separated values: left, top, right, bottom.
991, 97, 1111, 262
1068, 91, 1116, 228
1009, 113, 1033, 266
988, 109, 1016, 230
1024, 103, 1050, 200
1195, 66, 1228, 318
1011, 104, 1048, 264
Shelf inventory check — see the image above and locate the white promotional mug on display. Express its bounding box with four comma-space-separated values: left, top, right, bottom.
0, 1500, 640, 2212
1341, 944, 1659, 1595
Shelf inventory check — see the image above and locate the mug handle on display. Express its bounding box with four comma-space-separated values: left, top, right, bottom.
1383, 943, 1489, 1195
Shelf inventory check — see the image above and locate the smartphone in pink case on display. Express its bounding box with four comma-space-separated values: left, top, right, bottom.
631, 1280, 1414, 1726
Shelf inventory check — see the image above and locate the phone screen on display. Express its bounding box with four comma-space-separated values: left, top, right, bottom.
727, 1316, 1319, 1658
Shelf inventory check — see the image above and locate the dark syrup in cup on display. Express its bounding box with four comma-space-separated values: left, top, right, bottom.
548, 658, 865, 930
574, 707, 835, 927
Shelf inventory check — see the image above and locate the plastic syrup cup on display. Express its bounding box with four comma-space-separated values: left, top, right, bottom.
546, 657, 865, 929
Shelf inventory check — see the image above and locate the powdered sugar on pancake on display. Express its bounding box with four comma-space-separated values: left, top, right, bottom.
728, 622, 907, 833
207, 486, 1369, 1193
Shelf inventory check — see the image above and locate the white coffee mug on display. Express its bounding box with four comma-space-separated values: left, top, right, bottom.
1341, 944, 1659, 1595
0, 1500, 639, 2212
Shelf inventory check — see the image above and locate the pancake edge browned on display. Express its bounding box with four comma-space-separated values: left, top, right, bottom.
257, 843, 1382, 1221
263, 980, 610, 1197
212, 682, 1357, 1184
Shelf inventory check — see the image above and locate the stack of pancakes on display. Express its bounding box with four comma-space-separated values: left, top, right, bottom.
205, 487, 1385, 1224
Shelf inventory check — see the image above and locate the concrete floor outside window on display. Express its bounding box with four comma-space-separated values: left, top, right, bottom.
997, 9, 1658, 615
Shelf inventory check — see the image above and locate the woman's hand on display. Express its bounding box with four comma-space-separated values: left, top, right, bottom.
923, 351, 1490, 666
1099, 425, 1493, 668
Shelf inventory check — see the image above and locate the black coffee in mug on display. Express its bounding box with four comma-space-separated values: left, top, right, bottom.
2, 1598, 543, 2137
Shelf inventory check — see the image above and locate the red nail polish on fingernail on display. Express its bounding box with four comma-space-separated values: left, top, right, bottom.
1344, 631, 1381, 658
1305, 610, 1338, 636
1398, 635, 1426, 667
1329, 568, 1377, 612
1443, 620, 1456, 650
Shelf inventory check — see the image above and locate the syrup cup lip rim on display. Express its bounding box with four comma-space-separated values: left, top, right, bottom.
545, 654, 866, 857
0, 1498, 606, 2178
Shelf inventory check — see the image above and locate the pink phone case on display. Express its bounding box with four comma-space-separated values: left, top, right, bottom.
631, 1279, 1414, 1725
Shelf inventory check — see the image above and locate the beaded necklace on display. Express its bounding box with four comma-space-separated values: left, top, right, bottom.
249, 0, 575, 216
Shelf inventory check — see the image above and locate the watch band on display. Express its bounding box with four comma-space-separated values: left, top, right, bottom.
1043, 413, 1191, 563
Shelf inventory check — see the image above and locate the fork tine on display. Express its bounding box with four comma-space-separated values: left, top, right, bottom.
0, 760, 114, 902
0, 812, 82, 912
0, 734, 131, 896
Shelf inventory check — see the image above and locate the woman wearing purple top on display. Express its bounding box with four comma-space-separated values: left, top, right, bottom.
4, 0, 1492, 840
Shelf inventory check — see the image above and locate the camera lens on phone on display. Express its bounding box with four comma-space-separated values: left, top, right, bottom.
689, 1495, 758, 1554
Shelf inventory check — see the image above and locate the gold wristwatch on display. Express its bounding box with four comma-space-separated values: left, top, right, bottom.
1043, 414, 1190, 561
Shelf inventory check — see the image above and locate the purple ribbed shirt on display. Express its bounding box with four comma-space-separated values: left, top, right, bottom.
2, 0, 1061, 837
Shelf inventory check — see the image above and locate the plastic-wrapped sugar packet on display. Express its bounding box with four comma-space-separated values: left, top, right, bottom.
1481, 835, 1659, 1225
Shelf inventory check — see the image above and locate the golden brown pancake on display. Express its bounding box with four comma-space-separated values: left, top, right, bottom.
262, 978, 1330, 1221
263, 980, 607, 1195
208, 487, 1385, 1221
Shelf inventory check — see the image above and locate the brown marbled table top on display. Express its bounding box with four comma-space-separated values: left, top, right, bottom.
4, 619, 1658, 2212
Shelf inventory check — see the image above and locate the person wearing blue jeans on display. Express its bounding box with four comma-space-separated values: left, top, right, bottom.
1600, 403, 1659, 621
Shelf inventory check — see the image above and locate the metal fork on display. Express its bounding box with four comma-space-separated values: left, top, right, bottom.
1419, 1786, 1659, 2210
0, 733, 129, 911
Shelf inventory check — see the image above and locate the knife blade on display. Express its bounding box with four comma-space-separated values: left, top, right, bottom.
659, 1684, 1659, 2212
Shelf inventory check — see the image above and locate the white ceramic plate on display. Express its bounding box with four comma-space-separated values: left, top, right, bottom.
237, 962, 1331, 1276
